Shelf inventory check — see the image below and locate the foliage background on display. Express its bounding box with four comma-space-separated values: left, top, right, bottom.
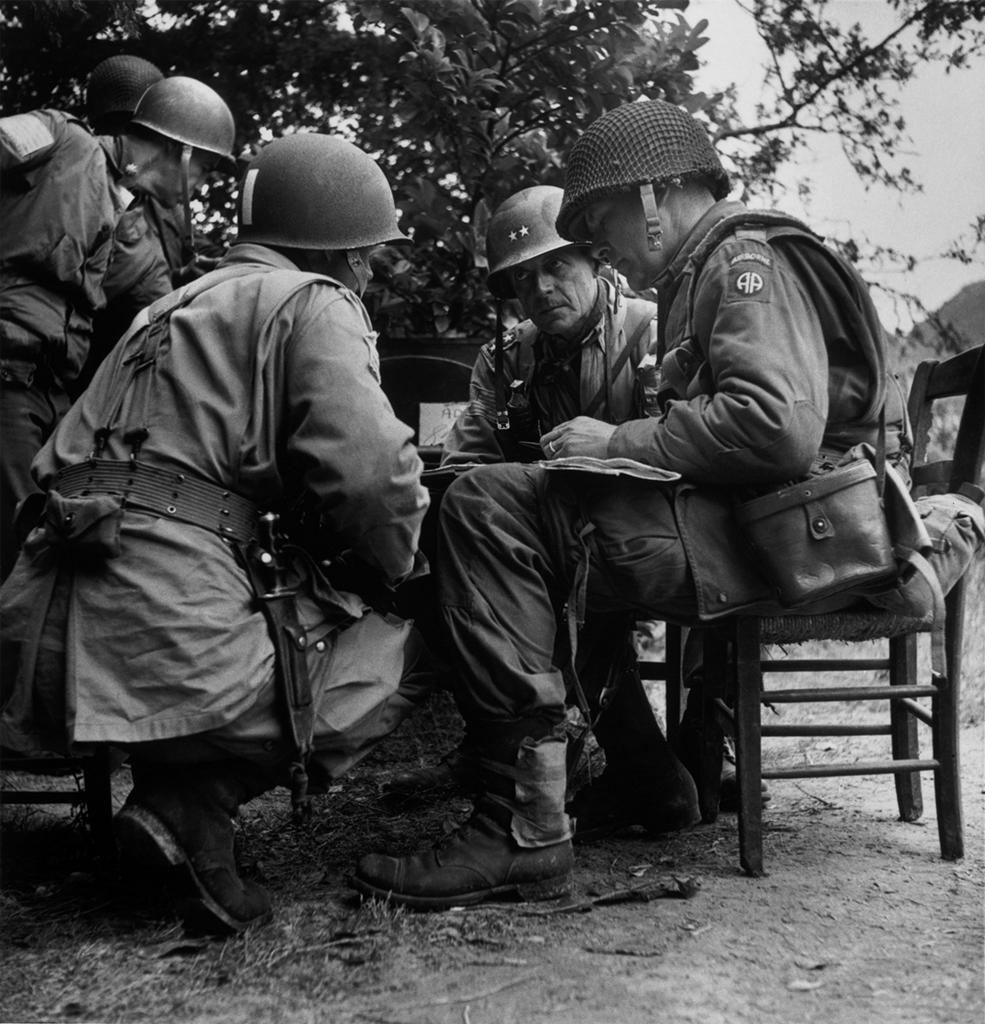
1, 0, 983, 342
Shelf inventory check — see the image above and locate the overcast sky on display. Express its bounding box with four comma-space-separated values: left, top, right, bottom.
687, 0, 985, 331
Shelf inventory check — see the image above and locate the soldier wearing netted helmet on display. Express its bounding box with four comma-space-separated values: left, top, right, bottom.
556, 97, 730, 252
350, 99, 907, 910
1, 132, 431, 934
86, 54, 165, 136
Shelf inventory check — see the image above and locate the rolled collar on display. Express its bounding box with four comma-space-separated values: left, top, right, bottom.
653, 199, 748, 292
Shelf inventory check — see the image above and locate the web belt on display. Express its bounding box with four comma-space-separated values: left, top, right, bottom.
54, 459, 260, 544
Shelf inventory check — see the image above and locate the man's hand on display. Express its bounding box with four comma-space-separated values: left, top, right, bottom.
540, 416, 617, 459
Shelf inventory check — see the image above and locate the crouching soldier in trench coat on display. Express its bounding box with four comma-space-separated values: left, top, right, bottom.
0, 133, 430, 934
350, 99, 909, 909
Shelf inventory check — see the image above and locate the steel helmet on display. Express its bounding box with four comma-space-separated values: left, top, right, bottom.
485, 185, 590, 300
86, 55, 163, 132
131, 76, 236, 171
557, 99, 730, 241
236, 133, 410, 249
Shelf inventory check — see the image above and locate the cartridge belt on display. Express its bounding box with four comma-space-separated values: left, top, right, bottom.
54, 459, 260, 544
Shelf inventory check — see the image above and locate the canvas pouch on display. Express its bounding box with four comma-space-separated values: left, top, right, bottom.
735, 459, 897, 606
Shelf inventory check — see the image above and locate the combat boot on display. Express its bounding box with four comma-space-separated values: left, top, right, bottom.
568, 656, 700, 842
115, 761, 274, 934
351, 810, 573, 910
677, 691, 770, 812
351, 727, 573, 910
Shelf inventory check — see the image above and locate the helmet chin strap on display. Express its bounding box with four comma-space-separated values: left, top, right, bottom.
639, 182, 663, 252
345, 249, 371, 296
180, 144, 194, 255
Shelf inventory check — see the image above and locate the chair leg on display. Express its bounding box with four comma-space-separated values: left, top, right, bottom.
82, 748, 117, 868
933, 587, 965, 860
664, 624, 684, 748
697, 628, 726, 824
732, 619, 765, 877
890, 633, 923, 821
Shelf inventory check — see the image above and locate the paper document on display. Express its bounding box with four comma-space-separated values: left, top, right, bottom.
420, 462, 486, 487
536, 456, 680, 482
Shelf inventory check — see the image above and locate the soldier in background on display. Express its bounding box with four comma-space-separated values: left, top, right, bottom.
0, 74, 236, 578
73, 57, 233, 396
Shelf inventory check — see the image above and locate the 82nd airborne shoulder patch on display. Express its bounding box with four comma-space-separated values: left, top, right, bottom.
725, 250, 772, 304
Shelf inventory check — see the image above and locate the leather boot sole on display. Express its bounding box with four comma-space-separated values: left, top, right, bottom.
349, 868, 573, 911
115, 804, 272, 935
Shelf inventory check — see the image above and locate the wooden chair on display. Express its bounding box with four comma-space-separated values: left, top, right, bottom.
648, 343, 984, 876
0, 747, 117, 864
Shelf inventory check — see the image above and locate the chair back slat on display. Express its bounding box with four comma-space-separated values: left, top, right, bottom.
910, 461, 952, 490
948, 346, 985, 496
907, 344, 985, 499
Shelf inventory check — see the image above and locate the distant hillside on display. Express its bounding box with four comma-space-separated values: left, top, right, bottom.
907, 280, 985, 354
884, 280, 984, 379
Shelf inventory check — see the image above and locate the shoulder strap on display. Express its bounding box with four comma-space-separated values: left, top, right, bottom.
584, 305, 657, 419
494, 318, 538, 430
91, 265, 328, 461
680, 211, 887, 423
681, 211, 819, 340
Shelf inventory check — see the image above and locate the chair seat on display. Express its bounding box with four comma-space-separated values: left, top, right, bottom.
757, 609, 933, 644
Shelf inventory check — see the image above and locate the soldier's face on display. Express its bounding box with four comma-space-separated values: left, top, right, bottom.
135, 147, 211, 208
345, 245, 378, 297
584, 193, 666, 290
509, 248, 599, 339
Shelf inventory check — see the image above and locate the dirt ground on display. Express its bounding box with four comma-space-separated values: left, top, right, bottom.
2, 616, 984, 1024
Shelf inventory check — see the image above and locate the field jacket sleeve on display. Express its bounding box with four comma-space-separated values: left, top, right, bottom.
608, 234, 828, 485
285, 285, 428, 582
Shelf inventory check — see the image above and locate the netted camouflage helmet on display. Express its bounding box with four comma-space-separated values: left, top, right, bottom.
236, 133, 410, 250
86, 55, 163, 132
486, 186, 587, 299
557, 100, 729, 241
131, 76, 236, 171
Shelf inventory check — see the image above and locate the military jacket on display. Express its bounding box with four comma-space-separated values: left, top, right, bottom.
0, 110, 128, 383
606, 201, 903, 617
0, 244, 428, 746
442, 277, 659, 464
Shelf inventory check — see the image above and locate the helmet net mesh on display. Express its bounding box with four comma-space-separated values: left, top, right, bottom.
558, 100, 729, 238
86, 56, 162, 120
